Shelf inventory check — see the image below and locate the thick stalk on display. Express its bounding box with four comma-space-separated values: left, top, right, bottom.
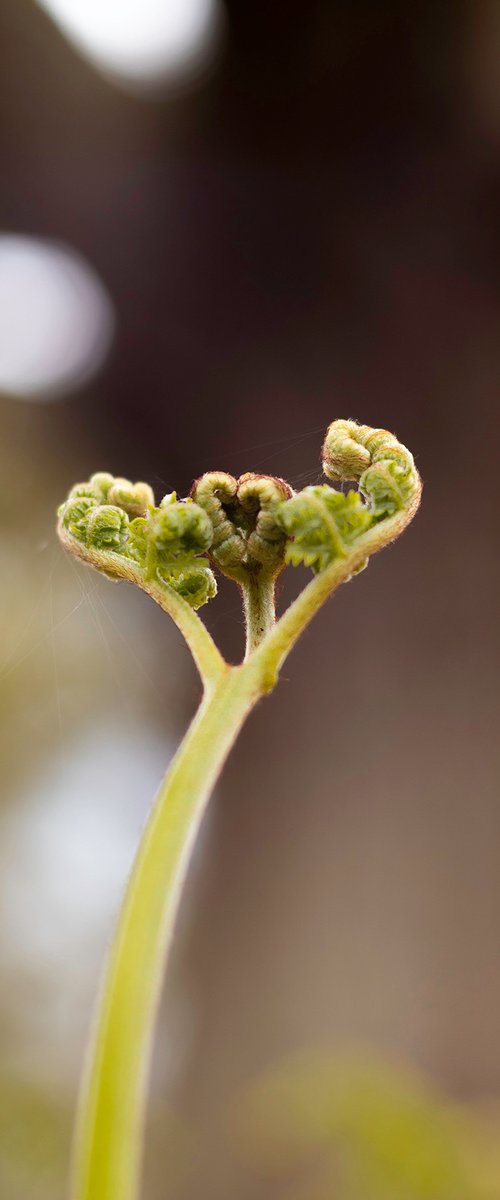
71, 662, 263, 1200
241, 573, 276, 657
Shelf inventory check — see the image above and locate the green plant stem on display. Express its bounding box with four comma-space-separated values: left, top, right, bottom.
71, 659, 265, 1200
144, 574, 224, 691
241, 573, 276, 657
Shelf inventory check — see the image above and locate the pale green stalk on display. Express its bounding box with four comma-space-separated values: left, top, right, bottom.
69, 534, 376, 1200
71, 658, 265, 1200
57, 527, 224, 688
241, 572, 276, 658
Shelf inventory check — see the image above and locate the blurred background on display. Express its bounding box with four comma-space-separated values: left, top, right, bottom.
0, 1, 499, 1197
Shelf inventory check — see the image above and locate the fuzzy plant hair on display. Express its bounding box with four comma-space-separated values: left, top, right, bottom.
57, 419, 422, 1200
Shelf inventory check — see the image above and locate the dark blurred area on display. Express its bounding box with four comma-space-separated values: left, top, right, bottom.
0, 1, 499, 1197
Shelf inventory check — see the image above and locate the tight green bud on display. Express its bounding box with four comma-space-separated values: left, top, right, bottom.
107, 478, 155, 518
146, 499, 216, 609
86, 505, 129, 550
68, 473, 115, 505
173, 566, 218, 610
151, 499, 213, 557
69, 483, 101, 502
89, 473, 115, 500
60, 496, 97, 541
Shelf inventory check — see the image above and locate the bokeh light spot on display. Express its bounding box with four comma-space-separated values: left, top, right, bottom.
0, 235, 115, 401
37, 0, 226, 93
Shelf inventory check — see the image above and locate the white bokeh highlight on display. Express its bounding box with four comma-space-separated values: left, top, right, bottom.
37, 0, 226, 93
0, 721, 209, 1085
0, 235, 114, 401
0, 725, 168, 1079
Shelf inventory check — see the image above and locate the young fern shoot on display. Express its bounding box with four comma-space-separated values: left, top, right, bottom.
57, 419, 421, 1200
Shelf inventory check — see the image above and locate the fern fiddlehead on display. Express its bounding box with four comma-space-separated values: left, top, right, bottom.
59, 475, 216, 610
191, 470, 293, 653
254, 419, 422, 679
322, 418, 420, 517
276, 418, 420, 575
191, 470, 292, 581
58, 474, 223, 688
57, 419, 421, 1200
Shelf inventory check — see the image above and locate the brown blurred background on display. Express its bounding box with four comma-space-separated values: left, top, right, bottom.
0, 2, 499, 1197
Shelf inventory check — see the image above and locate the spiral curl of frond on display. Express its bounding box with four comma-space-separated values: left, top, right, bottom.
276, 420, 421, 575
152, 497, 213, 557
191, 471, 292, 583
147, 495, 216, 608
322, 419, 419, 518
107, 478, 155, 518
60, 495, 99, 541
86, 505, 130, 551
189, 473, 245, 579
58, 475, 216, 609
58, 422, 420, 610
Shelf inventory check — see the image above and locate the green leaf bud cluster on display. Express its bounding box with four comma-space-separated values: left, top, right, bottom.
277, 486, 371, 574
191, 471, 292, 583
129, 493, 216, 609
276, 419, 421, 575
58, 474, 216, 609
58, 422, 421, 615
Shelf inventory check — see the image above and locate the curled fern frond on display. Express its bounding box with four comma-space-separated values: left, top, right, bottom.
171, 565, 217, 609
151, 494, 213, 557
191, 471, 292, 583
277, 420, 421, 575
58, 475, 216, 610
190, 472, 245, 580
237, 473, 293, 571
322, 419, 420, 518
58, 422, 420, 614
146, 495, 216, 607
